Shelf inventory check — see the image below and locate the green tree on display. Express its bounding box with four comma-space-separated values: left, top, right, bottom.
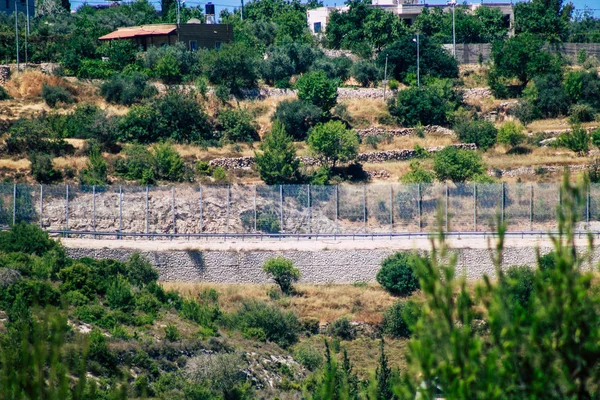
556, 124, 590, 156
433, 147, 485, 182
497, 121, 526, 149
377, 252, 420, 297
515, 0, 573, 42
454, 119, 498, 151
79, 146, 108, 185
295, 71, 338, 112
400, 161, 435, 184
29, 153, 62, 184
272, 99, 323, 141
254, 121, 300, 184
204, 42, 260, 93
307, 121, 359, 168
262, 256, 301, 295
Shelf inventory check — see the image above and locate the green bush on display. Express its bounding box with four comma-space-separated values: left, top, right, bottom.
165, 324, 180, 341
180, 298, 221, 327
568, 103, 596, 124
76, 59, 115, 79
0, 85, 11, 100
151, 142, 185, 182
263, 256, 300, 295
29, 153, 62, 184
308, 120, 359, 168
592, 128, 600, 148
530, 74, 570, 119
513, 99, 536, 125
100, 73, 157, 106
497, 121, 526, 149
126, 253, 158, 287
0, 223, 64, 259
556, 124, 590, 155
211, 166, 229, 184
326, 316, 355, 340
433, 147, 485, 183
4, 117, 72, 156
242, 327, 267, 342
400, 161, 435, 184
295, 343, 323, 371
240, 210, 281, 233
376, 252, 420, 297
114, 144, 156, 184
106, 276, 134, 311
272, 99, 322, 141
41, 84, 74, 108
295, 71, 338, 112
63, 103, 119, 152
135, 291, 161, 315
216, 108, 259, 143
79, 145, 108, 185
388, 79, 462, 127
232, 299, 300, 348
260, 48, 295, 85
454, 119, 498, 151
503, 266, 535, 309
204, 42, 260, 93
255, 121, 300, 185
351, 60, 380, 87
383, 300, 420, 338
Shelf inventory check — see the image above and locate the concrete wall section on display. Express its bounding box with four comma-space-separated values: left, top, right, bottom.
65, 246, 597, 283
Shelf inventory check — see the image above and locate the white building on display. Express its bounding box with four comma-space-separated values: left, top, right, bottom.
307, 1, 514, 36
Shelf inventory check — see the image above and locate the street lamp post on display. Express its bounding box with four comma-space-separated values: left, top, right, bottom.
448, 1, 457, 58
412, 33, 420, 87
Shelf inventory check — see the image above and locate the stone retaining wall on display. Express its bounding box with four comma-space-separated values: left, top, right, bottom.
209, 144, 476, 170
64, 246, 598, 283
356, 125, 454, 137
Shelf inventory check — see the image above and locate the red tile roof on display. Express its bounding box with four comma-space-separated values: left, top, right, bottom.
99, 24, 177, 40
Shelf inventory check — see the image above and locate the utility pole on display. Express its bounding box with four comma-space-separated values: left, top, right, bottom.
176, 0, 180, 26
383, 54, 388, 100
14, 0, 19, 72
413, 33, 420, 87
241, 0, 244, 20
448, 1, 457, 58
25, 0, 29, 66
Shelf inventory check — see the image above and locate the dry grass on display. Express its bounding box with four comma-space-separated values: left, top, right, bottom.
342, 98, 390, 128
53, 156, 88, 170
161, 282, 405, 324
5, 71, 76, 100
483, 146, 589, 170
0, 158, 30, 169
360, 134, 456, 153
458, 64, 489, 89
239, 96, 295, 137
174, 143, 257, 160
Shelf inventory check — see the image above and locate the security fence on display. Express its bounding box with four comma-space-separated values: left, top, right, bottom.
0, 183, 596, 239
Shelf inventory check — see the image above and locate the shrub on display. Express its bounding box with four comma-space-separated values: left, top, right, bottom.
4, 117, 71, 156
180, 298, 220, 327
29, 153, 62, 184
232, 299, 300, 348
41, 84, 73, 108
255, 121, 300, 185
76, 59, 115, 79
135, 291, 161, 315
351, 61, 380, 87
0, 223, 64, 258
568, 103, 596, 124
513, 99, 536, 125
216, 108, 259, 143
454, 119, 498, 151
62, 103, 119, 153
326, 316, 355, 340
106, 276, 134, 311
530, 74, 570, 119
383, 300, 420, 338
307, 120, 359, 168
263, 257, 300, 295
100, 73, 157, 106
295, 71, 338, 112
79, 146, 108, 185
211, 167, 229, 184
295, 344, 323, 371
592, 128, 600, 148
556, 124, 590, 156
242, 327, 267, 341
0, 85, 11, 100
114, 144, 156, 184
155, 52, 183, 84
165, 325, 180, 342
240, 210, 281, 233
400, 161, 435, 184
376, 252, 420, 296
497, 121, 526, 149
433, 147, 485, 183
388, 79, 462, 127
204, 42, 260, 93
272, 99, 323, 141
503, 266, 535, 309
260, 48, 295, 85
127, 253, 158, 287
151, 142, 185, 182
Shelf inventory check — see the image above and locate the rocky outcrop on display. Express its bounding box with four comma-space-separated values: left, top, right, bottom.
356, 125, 455, 137
490, 165, 588, 178
0, 66, 10, 85
209, 144, 477, 170
462, 87, 492, 101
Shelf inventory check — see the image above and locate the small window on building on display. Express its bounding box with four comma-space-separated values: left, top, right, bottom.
189, 40, 197, 51
215, 41, 222, 50
314, 22, 322, 33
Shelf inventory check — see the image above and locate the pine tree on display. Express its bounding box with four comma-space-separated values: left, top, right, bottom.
254, 121, 300, 185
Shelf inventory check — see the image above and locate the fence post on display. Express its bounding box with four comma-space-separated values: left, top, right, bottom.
473, 184, 477, 232
530, 184, 533, 231
171, 186, 175, 239
65, 185, 69, 237
198, 185, 203, 234
389, 184, 393, 236
445, 183, 449, 232
501, 182, 505, 226
93, 185, 96, 239
119, 185, 123, 240
226, 185, 231, 236
587, 184, 590, 230
145, 186, 149, 237
39, 184, 43, 228
279, 185, 283, 234
418, 184, 422, 232
363, 184, 367, 234
335, 185, 339, 237
12, 183, 16, 225
307, 184, 311, 234
253, 185, 257, 233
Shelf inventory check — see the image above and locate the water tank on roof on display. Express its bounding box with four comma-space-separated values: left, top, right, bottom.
205, 3, 215, 15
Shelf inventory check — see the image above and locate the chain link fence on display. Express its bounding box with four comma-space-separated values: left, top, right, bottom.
0, 182, 596, 238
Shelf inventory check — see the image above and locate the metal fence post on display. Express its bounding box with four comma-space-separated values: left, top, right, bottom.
587, 184, 590, 230
417, 184, 422, 232
92, 185, 96, 239
119, 185, 123, 240
473, 184, 477, 232
279, 185, 283, 234
226, 185, 231, 236
145, 186, 149, 237
253, 185, 257, 233
171, 186, 175, 238
445, 183, 449, 232
530, 184, 533, 231
501, 182, 505, 226
363, 184, 367, 234
12, 183, 16, 225
307, 184, 311, 234
335, 185, 339, 236
39, 184, 43, 228
389, 184, 393, 236
65, 185, 69, 237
